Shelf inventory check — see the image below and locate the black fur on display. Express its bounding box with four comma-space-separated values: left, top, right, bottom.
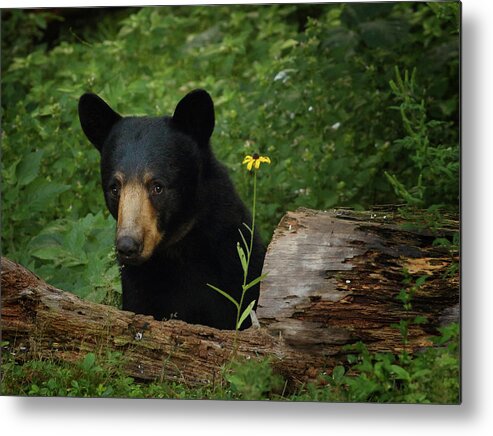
78, 89, 265, 329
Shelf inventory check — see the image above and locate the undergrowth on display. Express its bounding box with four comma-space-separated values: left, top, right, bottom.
0, 321, 459, 402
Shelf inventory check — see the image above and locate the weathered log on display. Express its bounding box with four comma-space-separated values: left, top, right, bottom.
0, 257, 328, 385
1, 208, 459, 387
258, 208, 459, 356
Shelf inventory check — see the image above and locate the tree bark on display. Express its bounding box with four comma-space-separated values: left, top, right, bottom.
0, 257, 327, 386
1, 208, 459, 387
258, 208, 459, 355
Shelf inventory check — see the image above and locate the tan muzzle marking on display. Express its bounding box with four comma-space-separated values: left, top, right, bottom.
117, 181, 163, 260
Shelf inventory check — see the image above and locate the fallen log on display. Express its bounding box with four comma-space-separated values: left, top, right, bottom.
1, 208, 459, 387
257, 208, 459, 356
0, 256, 329, 386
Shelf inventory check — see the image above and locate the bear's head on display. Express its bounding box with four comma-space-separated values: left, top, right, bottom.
78, 89, 215, 265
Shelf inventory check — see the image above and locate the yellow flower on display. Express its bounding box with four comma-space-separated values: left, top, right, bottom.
242, 153, 271, 171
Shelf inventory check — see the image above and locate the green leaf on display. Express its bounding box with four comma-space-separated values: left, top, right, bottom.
238, 228, 249, 255
242, 222, 253, 234
24, 180, 70, 212
85, 287, 109, 304
346, 354, 357, 364
242, 273, 268, 292
411, 369, 431, 381
237, 299, 256, 329
16, 150, 43, 186
390, 364, 411, 381
81, 353, 96, 371
236, 242, 248, 273
30, 245, 61, 261
206, 283, 239, 310
29, 384, 40, 395
332, 365, 345, 380
413, 315, 428, 325
415, 275, 428, 287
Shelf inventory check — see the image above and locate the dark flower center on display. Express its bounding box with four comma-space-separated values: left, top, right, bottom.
252, 153, 259, 159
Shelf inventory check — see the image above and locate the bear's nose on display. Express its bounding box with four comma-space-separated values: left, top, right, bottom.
116, 236, 141, 259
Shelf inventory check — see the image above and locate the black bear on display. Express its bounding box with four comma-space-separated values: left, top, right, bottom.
78, 89, 265, 329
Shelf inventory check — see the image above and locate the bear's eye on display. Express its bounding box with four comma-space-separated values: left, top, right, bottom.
150, 182, 164, 196
109, 183, 120, 198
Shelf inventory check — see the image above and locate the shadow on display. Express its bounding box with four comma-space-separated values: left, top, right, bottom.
459, 11, 479, 418
8, 394, 471, 422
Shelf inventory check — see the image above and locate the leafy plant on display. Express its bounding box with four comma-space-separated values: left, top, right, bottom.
392, 272, 428, 354
207, 154, 270, 331
385, 67, 459, 207
0, 345, 283, 400
224, 357, 284, 400
312, 322, 459, 404
27, 212, 121, 305
1, 350, 142, 398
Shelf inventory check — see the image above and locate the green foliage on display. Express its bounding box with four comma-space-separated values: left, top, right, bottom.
2, 5, 459, 306
0, 345, 280, 400
1, 350, 144, 398
224, 357, 284, 400
391, 273, 429, 350
385, 67, 459, 206
28, 213, 121, 305
292, 323, 459, 404
0, 10, 62, 68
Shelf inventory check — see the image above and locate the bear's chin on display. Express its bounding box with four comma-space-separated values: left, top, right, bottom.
118, 254, 148, 267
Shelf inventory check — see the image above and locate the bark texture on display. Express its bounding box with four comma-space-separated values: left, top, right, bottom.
258, 208, 459, 355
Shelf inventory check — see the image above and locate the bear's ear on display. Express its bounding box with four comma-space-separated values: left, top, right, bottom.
78, 93, 122, 151
172, 89, 215, 147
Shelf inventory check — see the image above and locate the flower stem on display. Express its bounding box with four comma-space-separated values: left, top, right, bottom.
236, 171, 257, 330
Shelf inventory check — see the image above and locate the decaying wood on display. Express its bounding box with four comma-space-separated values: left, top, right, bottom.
258, 208, 459, 356
1, 208, 459, 387
0, 257, 328, 385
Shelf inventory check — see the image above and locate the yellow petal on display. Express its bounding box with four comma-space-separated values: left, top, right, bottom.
259, 156, 271, 164
254, 159, 261, 169
247, 160, 254, 171
242, 155, 253, 165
